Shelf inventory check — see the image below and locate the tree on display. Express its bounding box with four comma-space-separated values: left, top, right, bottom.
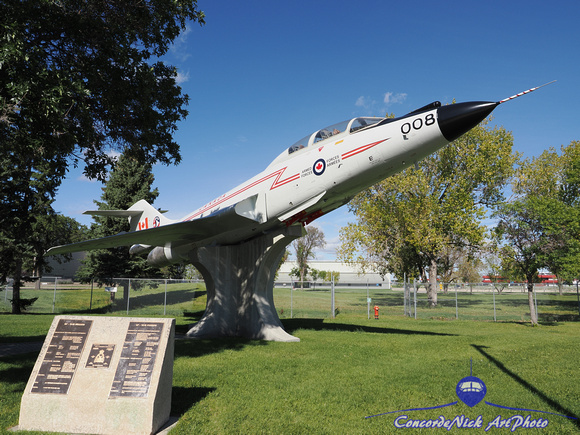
291, 226, 326, 289
0, 144, 65, 312
0, 0, 204, 312
484, 243, 511, 294
455, 252, 483, 284
494, 198, 544, 325
338, 115, 516, 306
326, 271, 340, 284
77, 153, 162, 285
309, 268, 323, 289
499, 141, 580, 300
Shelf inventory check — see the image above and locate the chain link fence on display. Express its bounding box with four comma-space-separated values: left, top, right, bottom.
0, 277, 203, 317
273, 281, 580, 322
2, 277, 579, 323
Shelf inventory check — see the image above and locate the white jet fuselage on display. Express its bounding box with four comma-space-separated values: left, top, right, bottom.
167, 107, 446, 251
48, 95, 520, 264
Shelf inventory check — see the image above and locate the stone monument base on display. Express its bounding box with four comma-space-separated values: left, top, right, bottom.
18, 316, 175, 435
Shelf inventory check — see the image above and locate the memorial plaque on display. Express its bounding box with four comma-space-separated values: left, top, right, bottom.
19, 316, 175, 435
110, 321, 164, 397
86, 344, 115, 369
31, 318, 92, 394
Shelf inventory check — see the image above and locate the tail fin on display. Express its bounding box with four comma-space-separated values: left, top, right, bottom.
83, 199, 174, 232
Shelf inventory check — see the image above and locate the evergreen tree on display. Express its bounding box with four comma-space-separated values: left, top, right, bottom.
77, 154, 161, 284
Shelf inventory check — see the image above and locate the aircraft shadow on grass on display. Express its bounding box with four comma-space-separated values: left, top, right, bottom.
173, 334, 269, 359
471, 344, 579, 428
0, 356, 35, 385
281, 318, 457, 336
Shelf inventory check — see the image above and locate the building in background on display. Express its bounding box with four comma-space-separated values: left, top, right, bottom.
276, 260, 390, 288
45, 252, 86, 281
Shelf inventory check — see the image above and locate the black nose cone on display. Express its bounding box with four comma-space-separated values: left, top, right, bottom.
437, 101, 498, 142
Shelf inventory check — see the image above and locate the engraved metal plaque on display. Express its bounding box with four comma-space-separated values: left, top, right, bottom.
109, 321, 164, 398
85, 344, 115, 369
31, 319, 92, 394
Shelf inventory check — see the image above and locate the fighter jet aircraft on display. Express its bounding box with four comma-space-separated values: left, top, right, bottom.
47, 83, 554, 263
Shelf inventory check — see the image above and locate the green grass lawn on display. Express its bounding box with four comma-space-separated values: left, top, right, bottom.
1, 287, 579, 434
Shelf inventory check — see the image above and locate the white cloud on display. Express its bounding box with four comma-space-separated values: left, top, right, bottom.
355, 96, 368, 107
76, 174, 96, 183
170, 26, 193, 63
384, 92, 408, 105
175, 70, 190, 84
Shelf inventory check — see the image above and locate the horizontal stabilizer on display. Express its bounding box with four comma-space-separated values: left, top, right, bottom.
84, 209, 142, 217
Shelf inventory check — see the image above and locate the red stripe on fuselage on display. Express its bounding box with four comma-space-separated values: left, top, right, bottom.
341, 139, 389, 160
184, 167, 299, 221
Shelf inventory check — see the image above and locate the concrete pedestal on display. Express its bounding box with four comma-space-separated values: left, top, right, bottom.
186, 225, 304, 342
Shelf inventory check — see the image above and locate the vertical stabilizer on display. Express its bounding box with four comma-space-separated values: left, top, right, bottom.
126, 199, 173, 232
83, 199, 173, 232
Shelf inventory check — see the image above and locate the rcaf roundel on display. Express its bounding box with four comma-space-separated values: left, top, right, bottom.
313, 159, 326, 176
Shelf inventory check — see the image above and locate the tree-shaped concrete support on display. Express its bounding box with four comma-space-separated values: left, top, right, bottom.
186, 225, 305, 342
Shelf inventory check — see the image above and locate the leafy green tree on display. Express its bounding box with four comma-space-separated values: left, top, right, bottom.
455, 251, 483, 284
291, 226, 326, 289
536, 143, 580, 289
0, 0, 204, 312
483, 243, 510, 294
494, 198, 544, 325
338, 116, 516, 306
493, 141, 580, 324
77, 153, 161, 285
507, 141, 580, 295
326, 270, 340, 284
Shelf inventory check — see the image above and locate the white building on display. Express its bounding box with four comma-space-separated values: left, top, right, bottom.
276, 260, 390, 288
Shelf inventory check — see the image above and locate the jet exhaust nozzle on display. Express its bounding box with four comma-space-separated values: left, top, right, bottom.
437, 101, 498, 142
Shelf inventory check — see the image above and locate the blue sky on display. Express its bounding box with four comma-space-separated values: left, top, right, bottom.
53, 0, 580, 260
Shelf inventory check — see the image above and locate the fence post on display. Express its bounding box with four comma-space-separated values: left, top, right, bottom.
290, 278, 293, 319
493, 286, 496, 322
455, 284, 458, 320
331, 276, 335, 318
52, 277, 57, 313
126, 278, 131, 315
89, 279, 94, 312
164, 279, 168, 316
413, 279, 417, 319
403, 273, 407, 316
532, 283, 538, 320
577, 281, 580, 317
367, 280, 370, 320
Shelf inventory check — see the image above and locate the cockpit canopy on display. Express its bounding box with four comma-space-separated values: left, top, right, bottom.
267, 116, 384, 169
287, 117, 383, 155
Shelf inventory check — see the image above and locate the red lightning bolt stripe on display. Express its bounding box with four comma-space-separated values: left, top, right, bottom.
341, 138, 389, 160
184, 167, 299, 221
270, 168, 300, 189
